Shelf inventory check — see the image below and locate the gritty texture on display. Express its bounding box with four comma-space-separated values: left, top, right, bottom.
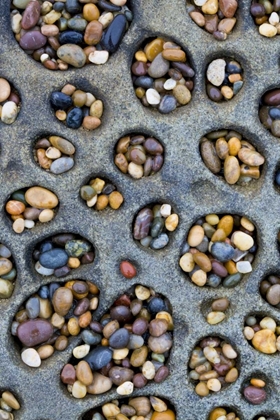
1, 0, 280, 419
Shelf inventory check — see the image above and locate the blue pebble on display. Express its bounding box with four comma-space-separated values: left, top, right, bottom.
66, 107, 83, 129
59, 30, 84, 45
50, 91, 73, 110
40, 241, 53, 254
269, 107, 280, 119
159, 95, 177, 114
38, 285, 49, 299
39, 248, 69, 269
100, 14, 127, 53
148, 297, 167, 314
206, 274, 222, 288
211, 241, 235, 263
49, 282, 61, 299
134, 76, 154, 89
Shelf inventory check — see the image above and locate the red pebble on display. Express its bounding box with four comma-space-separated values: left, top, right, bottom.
120, 260, 137, 279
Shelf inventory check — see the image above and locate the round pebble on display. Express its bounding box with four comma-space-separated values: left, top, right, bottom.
80, 177, 123, 210
0, 78, 20, 125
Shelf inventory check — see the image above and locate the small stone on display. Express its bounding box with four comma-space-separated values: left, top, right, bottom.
259, 23, 277, 37
158, 95, 177, 114
252, 329, 277, 354
150, 233, 169, 250
1, 391, 20, 410
236, 260, 252, 273
73, 344, 90, 359
207, 311, 226, 324
188, 225, 204, 247
0, 78, 11, 102
21, 348, 41, 367
109, 191, 123, 209
120, 261, 137, 279
244, 386, 267, 405
224, 155, 240, 184
100, 14, 127, 53
146, 88, 161, 105
148, 53, 170, 78
211, 242, 235, 262
202, 0, 219, 14
232, 231, 254, 251
207, 59, 226, 86
172, 84, 191, 105
116, 381, 134, 395
88, 50, 109, 64
1, 101, 18, 124
0, 279, 14, 299
72, 380, 87, 399
39, 249, 69, 269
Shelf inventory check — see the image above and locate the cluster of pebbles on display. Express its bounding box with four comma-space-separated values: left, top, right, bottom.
61, 285, 173, 398
0, 244, 16, 299
12, 280, 99, 368
259, 88, 280, 138
243, 378, 268, 405
251, 1, 280, 37
10, 0, 132, 70
131, 37, 195, 114
200, 130, 265, 185
205, 297, 230, 325
133, 204, 179, 250
34, 135, 75, 174
208, 407, 240, 420
244, 315, 280, 354
82, 397, 176, 420
0, 78, 20, 125
114, 134, 164, 179
188, 0, 238, 40
33, 233, 94, 277
260, 274, 280, 307
189, 336, 239, 397
80, 177, 123, 210
6, 186, 58, 234
180, 213, 257, 288
206, 58, 243, 102
0, 391, 20, 419
50, 84, 103, 130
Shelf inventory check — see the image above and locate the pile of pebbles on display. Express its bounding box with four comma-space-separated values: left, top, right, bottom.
5, 186, 58, 234
0, 391, 20, 419
82, 396, 176, 420
133, 204, 179, 250
206, 58, 243, 102
33, 233, 94, 277
131, 37, 195, 114
50, 84, 103, 130
80, 177, 123, 210
0, 243, 17, 299
200, 129, 265, 185
189, 336, 239, 397
251, 1, 280, 37
243, 378, 268, 405
260, 274, 280, 307
188, 0, 238, 40
208, 407, 240, 420
114, 134, 164, 179
10, 0, 132, 70
12, 280, 99, 368
179, 213, 257, 288
205, 297, 230, 325
259, 88, 280, 138
0, 77, 20, 125
61, 284, 173, 398
244, 315, 280, 354
34, 135, 75, 174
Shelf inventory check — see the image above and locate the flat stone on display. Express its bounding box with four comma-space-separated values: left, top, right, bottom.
39, 248, 69, 269
50, 157, 74, 174
207, 59, 226, 87
148, 53, 170, 78
57, 44, 86, 68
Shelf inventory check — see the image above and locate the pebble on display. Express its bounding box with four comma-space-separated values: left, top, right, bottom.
1, 101, 18, 125
244, 385, 267, 405
120, 260, 137, 279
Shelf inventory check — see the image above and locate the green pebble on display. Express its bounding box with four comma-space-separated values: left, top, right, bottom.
153, 204, 161, 218
13, 0, 31, 8
80, 185, 96, 201
246, 316, 257, 326
207, 130, 228, 140
67, 17, 88, 31
151, 217, 164, 238
140, 236, 152, 247
65, 239, 91, 257
58, 17, 68, 31
1, 268, 16, 281
151, 352, 165, 363
223, 272, 242, 288
11, 189, 28, 205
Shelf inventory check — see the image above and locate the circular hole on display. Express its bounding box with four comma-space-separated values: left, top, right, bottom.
11, 279, 99, 368
50, 83, 104, 130
33, 134, 75, 175
81, 396, 176, 419
206, 58, 243, 102
33, 232, 95, 277
202, 297, 230, 325
243, 313, 280, 355
0, 390, 21, 414
250, 1, 279, 38
10, 0, 133, 70
188, 335, 239, 397
114, 132, 164, 179
242, 373, 271, 405
260, 274, 280, 309
187, 0, 238, 40
259, 88, 280, 138
208, 407, 242, 420
61, 284, 173, 398
133, 202, 179, 251
0, 77, 21, 125
5, 186, 59, 234
179, 213, 257, 288
0, 241, 17, 299
80, 175, 123, 211
200, 129, 265, 185
131, 36, 195, 114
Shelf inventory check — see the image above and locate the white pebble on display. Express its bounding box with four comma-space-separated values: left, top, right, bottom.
142, 361, 156, 379
116, 381, 134, 395
39, 209, 54, 223
128, 162, 144, 179
72, 381, 87, 399
46, 147, 61, 159
21, 348, 41, 367
98, 12, 113, 28
236, 261, 252, 273
203, 346, 220, 364
1, 101, 18, 125
207, 59, 226, 87
194, 0, 207, 5
12, 218, 24, 234
164, 78, 177, 90
85, 92, 96, 107
73, 344, 90, 359
269, 11, 279, 25
11, 13, 22, 33
260, 316, 276, 332
146, 88, 161, 105
87, 195, 97, 207
160, 204, 171, 218
24, 219, 35, 229
35, 261, 54, 276
89, 50, 109, 65
40, 53, 49, 63
259, 22, 277, 37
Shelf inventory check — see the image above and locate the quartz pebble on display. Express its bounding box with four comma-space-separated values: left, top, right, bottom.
34, 136, 75, 174
51, 84, 103, 130
201, 130, 265, 184
206, 58, 243, 102
259, 88, 280, 137
180, 213, 257, 288
189, 336, 239, 396
11, 0, 132, 70
13, 279, 99, 367
115, 133, 164, 178
6, 187, 59, 234
0, 243, 17, 299
132, 37, 194, 113
133, 203, 179, 250
188, 0, 237, 40
62, 284, 173, 397
244, 314, 280, 354
0, 78, 20, 125
243, 378, 268, 405
208, 407, 240, 419
80, 177, 123, 211
251, 0, 280, 38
